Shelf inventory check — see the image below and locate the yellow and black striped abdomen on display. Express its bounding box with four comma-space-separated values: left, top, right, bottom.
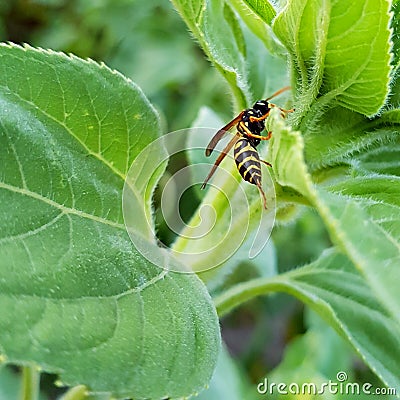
234, 137, 261, 186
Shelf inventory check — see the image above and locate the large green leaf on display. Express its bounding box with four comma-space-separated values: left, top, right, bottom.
273, 0, 392, 125
215, 249, 400, 392
0, 43, 220, 399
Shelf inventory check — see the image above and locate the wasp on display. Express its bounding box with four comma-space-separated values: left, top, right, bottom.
201, 87, 294, 209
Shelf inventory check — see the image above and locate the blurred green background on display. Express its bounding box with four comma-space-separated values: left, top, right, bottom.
1, 0, 384, 398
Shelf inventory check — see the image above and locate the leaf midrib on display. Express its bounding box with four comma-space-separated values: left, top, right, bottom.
1, 269, 168, 301
0, 181, 125, 230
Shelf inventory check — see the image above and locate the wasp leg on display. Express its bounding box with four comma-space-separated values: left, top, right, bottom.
249, 112, 270, 123
246, 130, 272, 141
238, 122, 272, 141
279, 108, 295, 118
256, 183, 268, 209
280, 108, 295, 113
260, 159, 272, 168
269, 103, 295, 117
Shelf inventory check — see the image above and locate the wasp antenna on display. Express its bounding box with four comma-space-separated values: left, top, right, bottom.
265, 86, 291, 101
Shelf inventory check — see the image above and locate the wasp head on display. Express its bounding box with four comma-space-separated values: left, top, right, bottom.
252, 100, 270, 117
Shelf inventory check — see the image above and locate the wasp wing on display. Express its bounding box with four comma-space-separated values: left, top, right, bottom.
205, 112, 243, 157
201, 132, 240, 190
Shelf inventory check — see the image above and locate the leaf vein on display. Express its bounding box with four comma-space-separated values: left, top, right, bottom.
0, 182, 125, 229
0, 212, 64, 245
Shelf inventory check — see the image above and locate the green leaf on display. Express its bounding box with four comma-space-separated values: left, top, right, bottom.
264, 310, 354, 399
243, 30, 290, 100
171, 0, 248, 107
323, 178, 400, 329
302, 106, 395, 171
241, 0, 276, 25
259, 310, 395, 399
267, 110, 313, 198
390, 0, 400, 68
60, 385, 89, 400
229, 0, 284, 56
215, 249, 400, 392
0, 43, 220, 399
273, 0, 392, 123
196, 345, 250, 400
203, 229, 277, 295
171, 0, 282, 109
352, 130, 400, 177
295, 107, 400, 174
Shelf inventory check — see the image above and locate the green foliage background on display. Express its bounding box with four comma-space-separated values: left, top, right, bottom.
0, 0, 399, 399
